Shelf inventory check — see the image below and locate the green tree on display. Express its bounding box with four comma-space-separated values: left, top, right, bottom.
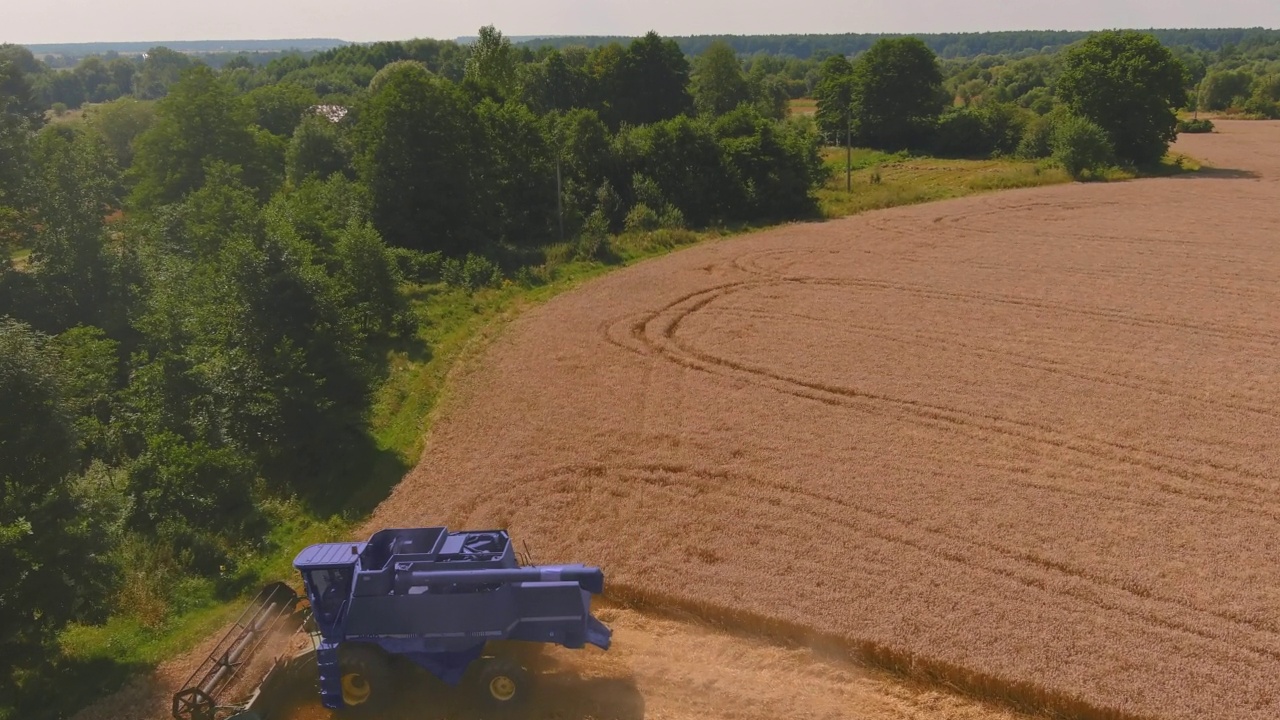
474, 100, 556, 246
520, 50, 589, 114
129, 66, 267, 207
134, 47, 193, 99
243, 82, 319, 137
19, 125, 127, 335
1052, 113, 1114, 179
356, 62, 478, 253
814, 54, 854, 144
74, 57, 115, 103
608, 32, 693, 127
285, 114, 352, 185
713, 106, 824, 219
849, 37, 945, 151
83, 96, 157, 168
1199, 70, 1254, 110
692, 41, 751, 117
1057, 31, 1187, 166
0, 320, 110, 680
464, 25, 518, 97
1, 59, 39, 246
107, 57, 137, 96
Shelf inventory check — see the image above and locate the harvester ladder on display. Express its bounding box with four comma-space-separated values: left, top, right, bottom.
316, 641, 344, 709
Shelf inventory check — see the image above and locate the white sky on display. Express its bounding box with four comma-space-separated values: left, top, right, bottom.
6, 0, 1279, 45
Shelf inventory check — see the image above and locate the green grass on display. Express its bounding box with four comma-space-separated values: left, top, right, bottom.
788, 97, 818, 116
817, 148, 1071, 216
53, 144, 1204, 717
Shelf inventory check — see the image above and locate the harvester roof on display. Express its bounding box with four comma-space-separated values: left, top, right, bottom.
293, 542, 364, 570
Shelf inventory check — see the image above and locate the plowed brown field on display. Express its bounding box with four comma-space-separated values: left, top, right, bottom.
368, 121, 1280, 720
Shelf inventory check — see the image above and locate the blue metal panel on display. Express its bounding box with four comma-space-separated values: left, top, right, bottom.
293, 526, 612, 703
293, 542, 363, 569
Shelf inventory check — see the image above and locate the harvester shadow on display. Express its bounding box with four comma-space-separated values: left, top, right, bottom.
278, 660, 644, 720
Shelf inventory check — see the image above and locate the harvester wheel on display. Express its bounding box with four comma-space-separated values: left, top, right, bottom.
337, 645, 395, 715
476, 657, 531, 711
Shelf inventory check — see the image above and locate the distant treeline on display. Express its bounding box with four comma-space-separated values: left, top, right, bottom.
522, 28, 1280, 59
25, 38, 349, 58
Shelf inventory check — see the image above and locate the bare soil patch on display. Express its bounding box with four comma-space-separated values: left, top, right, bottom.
367, 121, 1280, 720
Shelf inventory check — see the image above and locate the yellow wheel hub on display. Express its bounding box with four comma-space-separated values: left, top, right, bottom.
488, 675, 517, 701
342, 672, 371, 706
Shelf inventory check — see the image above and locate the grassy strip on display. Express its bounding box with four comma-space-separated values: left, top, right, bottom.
54, 148, 1197, 715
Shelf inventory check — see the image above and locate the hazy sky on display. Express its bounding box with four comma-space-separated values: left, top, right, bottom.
8, 0, 1279, 44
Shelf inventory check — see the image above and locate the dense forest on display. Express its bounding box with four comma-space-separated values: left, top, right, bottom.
0, 22, 1273, 719
0, 27, 824, 719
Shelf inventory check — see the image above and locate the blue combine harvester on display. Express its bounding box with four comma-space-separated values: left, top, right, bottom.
171, 526, 611, 719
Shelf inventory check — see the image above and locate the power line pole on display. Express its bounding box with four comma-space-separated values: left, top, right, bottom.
556, 156, 564, 244
846, 103, 852, 193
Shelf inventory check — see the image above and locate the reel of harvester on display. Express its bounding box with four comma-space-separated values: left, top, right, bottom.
172, 582, 308, 720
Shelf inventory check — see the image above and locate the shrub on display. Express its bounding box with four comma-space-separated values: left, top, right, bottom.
1242, 96, 1280, 120
388, 247, 444, 284
1016, 112, 1057, 159
440, 253, 502, 290
51, 102, 68, 117
1051, 114, 1114, 179
624, 203, 661, 233
575, 208, 611, 261
1176, 118, 1215, 134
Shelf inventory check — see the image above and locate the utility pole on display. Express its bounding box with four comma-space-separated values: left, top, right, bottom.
555, 156, 564, 244
846, 103, 852, 193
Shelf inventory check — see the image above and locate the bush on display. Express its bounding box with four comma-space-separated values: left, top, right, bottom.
1242, 96, 1280, 120
51, 102, 68, 117
388, 247, 443, 283
1051, 114, 1114, 179
624, 203, 660, 233
440, 253, 502, 290
1016, 112, 1056, 159
1176, 118, 1215, 134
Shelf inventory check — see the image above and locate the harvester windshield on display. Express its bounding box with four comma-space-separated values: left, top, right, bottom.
305, 568, 351, 627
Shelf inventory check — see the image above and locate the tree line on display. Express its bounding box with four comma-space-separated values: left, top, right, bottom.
1, 27, 825, 718
814, 31, 1205, 176
522, 27, 1280, 60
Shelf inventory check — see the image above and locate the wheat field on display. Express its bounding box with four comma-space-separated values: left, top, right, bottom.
368, 121, 1280, 720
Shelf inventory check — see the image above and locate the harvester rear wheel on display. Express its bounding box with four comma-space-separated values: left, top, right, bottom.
476, 657, 531, 711
337, 645, 395, 715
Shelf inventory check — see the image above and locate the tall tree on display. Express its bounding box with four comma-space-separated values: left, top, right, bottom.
814, 54, 854, 144
464, 25, 518, 97
0, 320, 110, 681
23, 125, 123, 333
849, 37, 945, 151
609, 32, 693, 127
1057, 31, 1187, 165
134, 47, 193, 99
243, 82, 319, 137
356, 61, 478, 254
128, 66, 266, 208
692, 41, 752, 117
1, 59, 41, 251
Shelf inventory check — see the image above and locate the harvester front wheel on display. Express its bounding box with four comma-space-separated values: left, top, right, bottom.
476, 657, 531, 710
337, 645, 395, 715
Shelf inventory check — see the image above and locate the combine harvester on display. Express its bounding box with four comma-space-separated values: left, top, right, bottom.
171, 526, 612, 719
